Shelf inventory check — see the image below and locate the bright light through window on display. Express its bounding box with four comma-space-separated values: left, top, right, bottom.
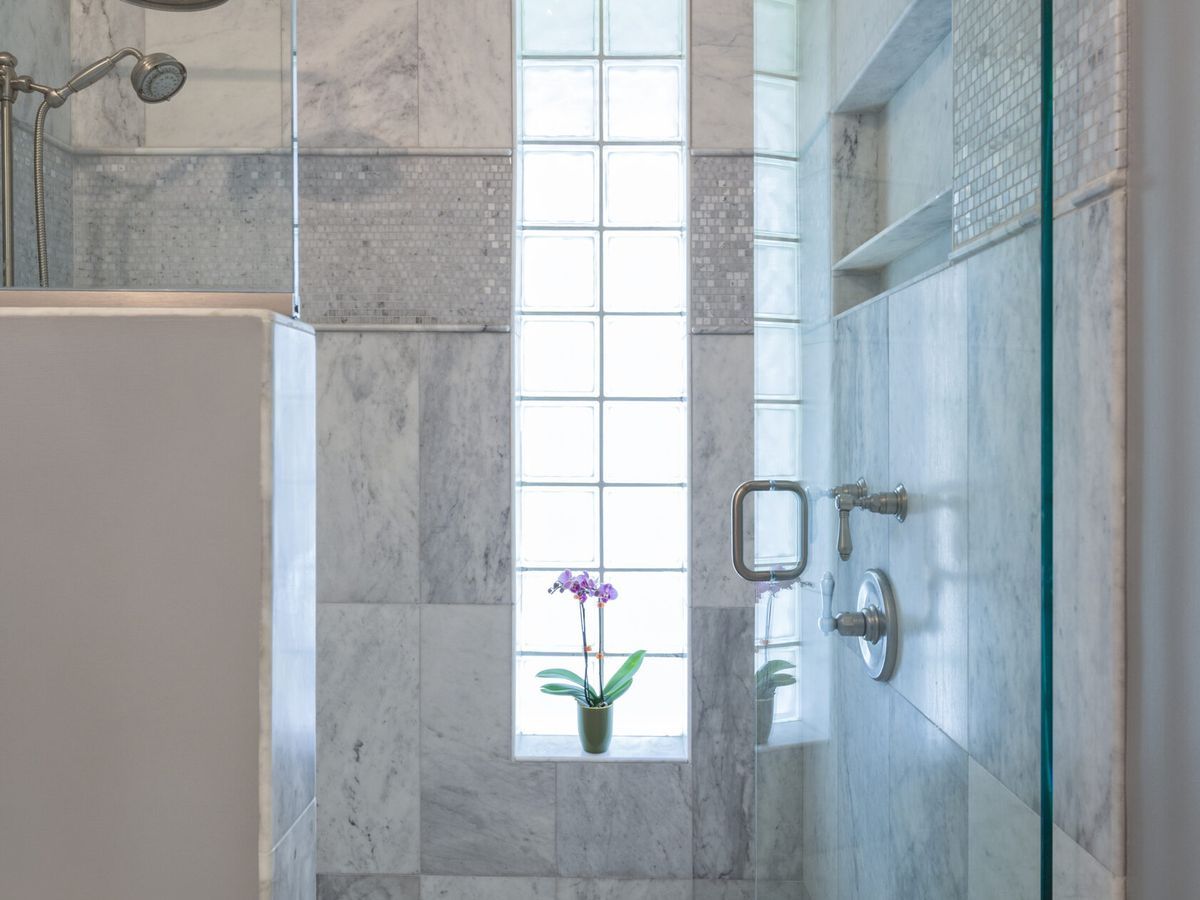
515, 0, 688, 749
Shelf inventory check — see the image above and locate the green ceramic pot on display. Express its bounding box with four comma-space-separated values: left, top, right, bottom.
756, 696, 775, 746
577, 702, 614, 754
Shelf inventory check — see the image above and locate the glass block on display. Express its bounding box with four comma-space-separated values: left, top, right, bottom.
755, 75, 799, 156
522, 62, 599, 140
755, 580, 800, 643
518, 316, 598, 397
754, 403, 801, 480
604, 486, 687, 568
603, 232, 685, 313
610, 656, 686, 736
518, 401, 599, 482
522, 0, 598, 55
605, 0, 683, 56
603, 147, 684, 227
754, 0, 798, 74
517, 486, 600, 568
603, 315, 687, 398
604, 62, 683, 142
599, 570, 686, 653
517, 654, 580, 736
603, 401, 686, 483
519, 232, 599, 311
522, 148, 599, 226
755, 240, 800, 318
755, 322, 801, 399
755, 158, 799, 237
516, 572, 589, 653
752, 488, 801, 567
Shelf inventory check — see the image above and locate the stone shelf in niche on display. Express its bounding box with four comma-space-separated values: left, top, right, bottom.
833, 0, 952, 113
834, 188, 951, 273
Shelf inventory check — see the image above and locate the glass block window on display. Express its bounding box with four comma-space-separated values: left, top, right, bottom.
514, 0, 688, 749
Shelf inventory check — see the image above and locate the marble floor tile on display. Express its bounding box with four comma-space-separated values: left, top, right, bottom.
962, 228, 1042, 811
422, 875, 557, 899
692, 879, 755, 900
317, 333, 420, 606
691, 334, 755, 608
317, 605, 420, 875
888, 690, 968, 899
886, 265, 969, 748
557, 764, 693, 878
317, 874, 419, 900
420, 605, 556, 875
419, 333, 512, 605
691, 607, 755, 879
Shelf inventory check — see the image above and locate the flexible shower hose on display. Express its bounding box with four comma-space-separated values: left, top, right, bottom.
32, 98, 50, 288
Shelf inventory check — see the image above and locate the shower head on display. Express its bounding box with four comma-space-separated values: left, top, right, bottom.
130, 52, 187, 102
121, 0, 231, 9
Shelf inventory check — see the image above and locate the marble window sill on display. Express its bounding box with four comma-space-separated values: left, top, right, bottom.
514, 734, 688, 763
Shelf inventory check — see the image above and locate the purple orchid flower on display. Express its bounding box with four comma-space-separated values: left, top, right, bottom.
596, 583, 618, 604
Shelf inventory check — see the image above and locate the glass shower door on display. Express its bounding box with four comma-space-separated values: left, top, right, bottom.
743, 0, 1050, 896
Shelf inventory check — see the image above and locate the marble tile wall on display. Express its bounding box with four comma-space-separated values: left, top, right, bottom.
3, 125, 74, 289
2, 0, 72, 141
691, 157, 755, 333
807, 194, 1125, 896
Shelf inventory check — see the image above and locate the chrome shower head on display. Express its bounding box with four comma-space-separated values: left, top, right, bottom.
121, 0, 231, 9
130, 52, 187, 102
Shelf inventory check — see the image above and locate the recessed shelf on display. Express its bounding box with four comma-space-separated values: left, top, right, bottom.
834, 189, 951, 273
833, 0, 952, 113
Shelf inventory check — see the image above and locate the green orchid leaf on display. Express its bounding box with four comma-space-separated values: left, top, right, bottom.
756, 659, 796, 678
604, 679, 635, 703
602, 650, 646, 695
771, 674, 797, 687
540, 683, 588, 703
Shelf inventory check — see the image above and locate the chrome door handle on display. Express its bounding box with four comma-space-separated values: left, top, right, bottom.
731, 479, 809, 582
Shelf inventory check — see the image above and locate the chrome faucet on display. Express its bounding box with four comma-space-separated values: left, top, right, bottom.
829, 478, 908, 561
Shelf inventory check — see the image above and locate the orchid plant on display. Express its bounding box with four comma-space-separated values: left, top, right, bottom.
536, 570, 646, 709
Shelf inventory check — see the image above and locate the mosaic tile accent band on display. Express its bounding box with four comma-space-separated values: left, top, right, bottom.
691, 155, 754, 332
298, 155, 512, 326
953, 0, 1128, 247
73, 154, 293, 291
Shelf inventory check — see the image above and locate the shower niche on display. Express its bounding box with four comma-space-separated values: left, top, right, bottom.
0, 0, 296, 298
829, 0, 953, 313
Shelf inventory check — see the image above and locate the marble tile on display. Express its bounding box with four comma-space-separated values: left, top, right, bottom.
754, 882, 807, 900
271, 323, 318, 847
691, 335, 754, 607
557, 764, 693, 878
3, 0, 72, 140
690, 0, 753, 150
1052, 193, 1126, 875
417, 0, 511, 148
692, 880, 754, 900
317, 874, 419, 900
755, 745, 804, 884
967, 759, 1038, 900
886, 265, 969, 748
145, 0, 287, 148
798, 737, 838, 900
888, 690, 968, 899
422, 876, 556, 899
835, 645, 891, 899
297, 0, 418, 147
1054, 828, 1125, 900
797, 127, 833, 325
420, 605, 557, 875
419, 333, 512, 605
691, 158, 754, 331
832, 0, 912, 103
70, 0, 145, 147
831, 114, 881, 262
963, 228, 1042, 810
316, 604, 420, 875
317, 333, 420, 605
835, 0, 952, 112
831, 297, 890, 626
558, 879, 693, 900
269, 801, 317, 900
691, 608, 754, 879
